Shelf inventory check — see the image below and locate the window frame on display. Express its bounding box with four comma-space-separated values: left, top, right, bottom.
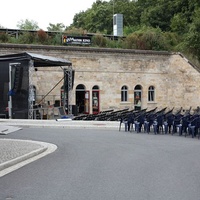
121, 85, 128, 102
148, 86, 155, 102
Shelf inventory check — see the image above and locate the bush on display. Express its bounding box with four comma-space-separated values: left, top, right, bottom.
163, 32, 180, 51
18, 32, 36, 44
123, 27, 170, 51
0, 32, 9, 42
64, 27, 86, 36
105, 38, 123, 48
36, 29, 49, 44
92, 34, 107, 47
123, 34, 139, 49
50, 33, 63, 45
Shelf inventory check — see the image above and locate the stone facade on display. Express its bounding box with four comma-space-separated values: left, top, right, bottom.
0, 43, 199, 114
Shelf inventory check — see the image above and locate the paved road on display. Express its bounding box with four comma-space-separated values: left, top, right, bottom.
1, 126, 200, 200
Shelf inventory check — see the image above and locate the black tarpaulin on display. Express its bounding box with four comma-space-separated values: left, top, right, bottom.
0, 52, 72, 67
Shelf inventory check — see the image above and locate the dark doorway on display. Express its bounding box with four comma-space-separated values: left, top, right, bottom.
76, 84, 85, 114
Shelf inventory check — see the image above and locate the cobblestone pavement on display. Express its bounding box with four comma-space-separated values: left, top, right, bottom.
0, 139, 44, 164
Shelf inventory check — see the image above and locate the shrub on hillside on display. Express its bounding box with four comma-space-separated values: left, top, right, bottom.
92, 34, 107, 47
36, 29, 49, 44
0, 32, 9, 42
18, 32, 36, 44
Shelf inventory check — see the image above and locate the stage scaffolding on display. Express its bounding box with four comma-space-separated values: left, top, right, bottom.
28, 62, 73, 119
28, 60, 34, 119
64, 65, 73, 116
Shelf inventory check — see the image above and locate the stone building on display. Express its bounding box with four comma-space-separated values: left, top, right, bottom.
0, 43, 199, 116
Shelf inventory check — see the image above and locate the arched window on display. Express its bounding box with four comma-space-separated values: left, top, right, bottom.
135, 85, 142, 90
92, 85, 99, 90
148, 86, 155, 102
121, 85, 128, 102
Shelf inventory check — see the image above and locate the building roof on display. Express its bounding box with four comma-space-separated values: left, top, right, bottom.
0, 52, 72, 67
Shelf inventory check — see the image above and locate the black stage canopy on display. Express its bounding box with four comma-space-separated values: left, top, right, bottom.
0, 52, 72, 67
0, 52, 72, 119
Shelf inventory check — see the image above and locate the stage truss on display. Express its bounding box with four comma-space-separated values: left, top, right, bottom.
28, 62, 73, 119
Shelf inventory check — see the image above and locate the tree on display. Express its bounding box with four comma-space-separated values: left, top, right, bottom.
170, 13, 188, 35
47, 23, 65, 32
72, 1, 113, 34
184, 8, 200, 61
140, 1, 176, 31
72, 11, 87, 28
112, 0, 138, 27
17, 19, 39, 30
85, 2, 113, 34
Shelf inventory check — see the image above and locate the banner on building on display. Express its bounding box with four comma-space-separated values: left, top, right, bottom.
62, 35, 91, 45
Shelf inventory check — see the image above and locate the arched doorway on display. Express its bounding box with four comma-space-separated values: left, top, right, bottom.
134, 85, 142, 110
76, 84, 89, 114
92, 85, 100, 114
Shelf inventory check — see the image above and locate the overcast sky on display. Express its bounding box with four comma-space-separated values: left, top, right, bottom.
0, 0, 109, 30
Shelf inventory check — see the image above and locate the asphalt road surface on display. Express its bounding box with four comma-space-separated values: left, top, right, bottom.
1, 127, 200, 200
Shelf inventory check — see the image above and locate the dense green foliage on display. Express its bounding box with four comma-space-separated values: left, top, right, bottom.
17, 19, 39, 30
47, 23, 65, 32
70, 0, 200, 62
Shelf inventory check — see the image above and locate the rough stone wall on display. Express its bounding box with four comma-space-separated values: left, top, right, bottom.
0, 44, 199, 113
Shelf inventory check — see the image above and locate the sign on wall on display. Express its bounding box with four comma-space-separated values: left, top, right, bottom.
62, 35, 91, 45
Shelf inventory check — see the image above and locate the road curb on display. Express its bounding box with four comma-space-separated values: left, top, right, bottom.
0, 139, 57, 177
0, 146, 47, 171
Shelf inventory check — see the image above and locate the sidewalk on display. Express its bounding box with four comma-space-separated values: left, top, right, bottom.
0, 119, 121, 177
0, 118, 120, 130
